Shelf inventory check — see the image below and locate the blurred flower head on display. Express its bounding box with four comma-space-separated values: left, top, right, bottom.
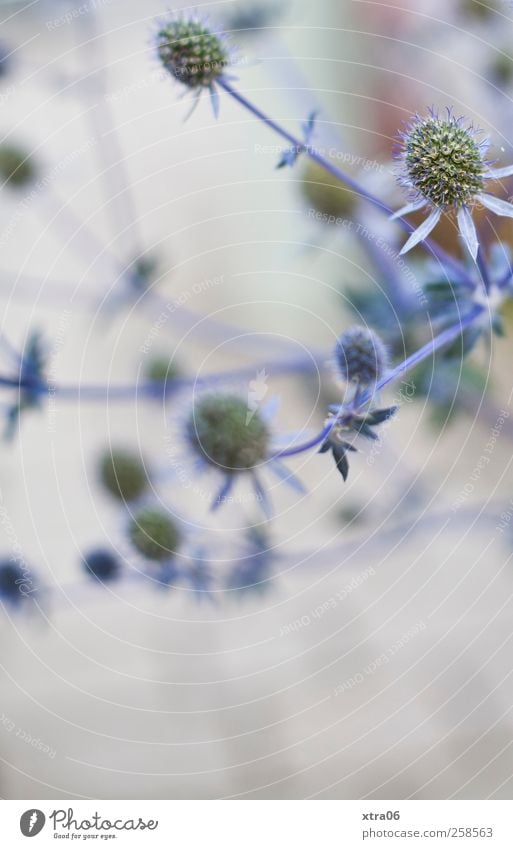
128, 507, 181, 563
156, 15, 230, 89
334, 326, 388, 386
99, 449, 149, 503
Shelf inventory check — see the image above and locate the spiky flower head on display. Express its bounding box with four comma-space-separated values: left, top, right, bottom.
400, 112, 486, 208
156, 17, 229, 89
187, 393, 270, 473
99, 449, 148, 502
0, 144, 35, 187
82, 548, 120, 582
334, 326, 388, 385
129, 508, 180, 562
393, 109, 513, 259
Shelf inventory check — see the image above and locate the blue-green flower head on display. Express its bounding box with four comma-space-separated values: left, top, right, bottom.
99, 448, 149, 502
187, 393, 270, 474
393, 109, 513, 259
128, 507, 181, 562
334, 326, 388, 386
156, 16, 230, 89
400, 112, 487, 208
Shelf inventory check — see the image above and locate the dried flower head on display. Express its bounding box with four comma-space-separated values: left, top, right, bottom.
156, 17, 229, 89
129, 508, 180, 562
187, 393, 270, 473
334, 326, 388, 385
99, 449, 149, 502
394, 110, 513, 259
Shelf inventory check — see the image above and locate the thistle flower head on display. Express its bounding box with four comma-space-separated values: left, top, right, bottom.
156, 16, 229, 89
82, 548, 121, 582
399, 112, 486, 208
334, 326, 388, 385
186, 393, 270, 473
129, 508, 180, 562
99, 449, 149, 502
393, 109, 513, 259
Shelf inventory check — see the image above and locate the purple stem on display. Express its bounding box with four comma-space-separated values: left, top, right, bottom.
218, 78, 475, 288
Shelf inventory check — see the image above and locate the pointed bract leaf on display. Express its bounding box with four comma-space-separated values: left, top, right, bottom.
400, 208, 442, 254
478, 193, 513, 218
390, 199, 426, 220
487, 165, 513, 179
331, 444, 349, 481
367, 406, 398, 425
457, 206, 479, 261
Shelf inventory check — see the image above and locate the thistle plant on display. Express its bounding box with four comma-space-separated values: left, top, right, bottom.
3, 9, 513, 608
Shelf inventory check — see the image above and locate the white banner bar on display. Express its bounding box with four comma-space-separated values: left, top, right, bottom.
1, 800, 513, 847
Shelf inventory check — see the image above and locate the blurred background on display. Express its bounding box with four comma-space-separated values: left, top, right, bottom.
0, 0, 513, 799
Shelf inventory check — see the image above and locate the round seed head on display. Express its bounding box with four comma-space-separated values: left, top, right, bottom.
334, 326, 388, 385
82, 548, 120, 582
300, 157, 356, 220
400, 113, 486, 208
99, 449, 149, 502
156, 18, 229, 88
0, 145, 35, 187
129, 508, 180, 562
187, 393, 270, 473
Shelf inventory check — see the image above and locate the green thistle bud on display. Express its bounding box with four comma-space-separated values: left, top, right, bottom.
401, 114, 486, 208
187, 393, 270, 473
156, 18, 229, 89
0, 145, 35, 187
128, 508, 180, 562
300, 157, 355, 220
99, 449, 148, 502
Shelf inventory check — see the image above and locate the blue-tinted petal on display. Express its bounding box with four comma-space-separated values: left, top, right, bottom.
268, 459, 306, 494
477, 193, 513, 218
209, 85, 220, 119
252, 473, 273, 518
210, 476, 235, 511
486, 165, 513, 179
457, 206, 479, 261
390, 199, 426, 220
399, 208, 441, 255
